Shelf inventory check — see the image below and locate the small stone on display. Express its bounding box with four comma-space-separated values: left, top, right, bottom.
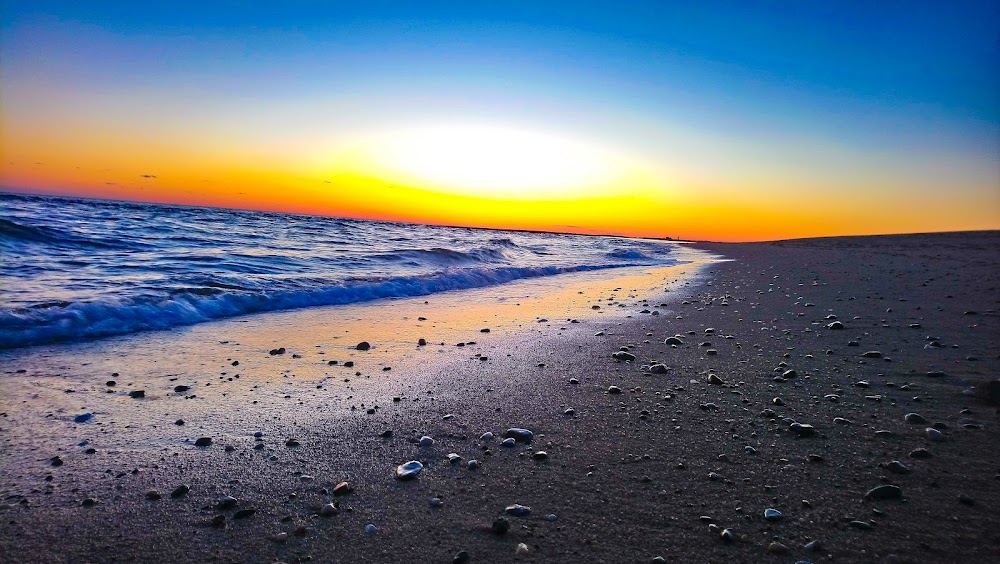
129, 390, 145, 398
356, 341, 371, 350
862, 351, 882, 358
959, 494, 975, 506
767, 542, 788, 554
320, 503, 337, 516
492, 516, 511, 535
804, 540, 821, 552
453, 551, 471, 564
418, 338, 427, 346
194, 437, 212, 447
649, 364, 669, 374
333, 482, 352, 496
720, 528, 736, 542
364, 523, 377, 536
174, 385, 190, 392
532, 451, 549, 461
217, 495, 238, 509
782, 369, 798, 379
707, 374, 724, 385
885, 461, 910, 474
82, 498, 97, 507
285, 438, 300, 447
608, 385, 623, 394
73, 413, 93, 423
447, 453, 463, 463
395, 460, 423, 480
480, 432, 494, 441
665, 337, 683, 345
501, 438, 516, 447
865, 485, 903, 501
430, 497, 443, 508
904, 413, 927, 424
790, 423, 816, 437
612, 351, 636, 362
505, 504, 531, 517
925, 427, 945, 441
503, 428, 534, 443
516, 543, 529, 557
233, 509, 255, 519
764, 508, 783, 521
170, 484, 190, 498
467, 459, 480, 470
909, 448, 933, 459
273, 532, 288, 543
849, 520, 873, 530
211, 515, 225, 527
419, 435, 434, 447
146, 490, 161, 500
827, 321, 844, 330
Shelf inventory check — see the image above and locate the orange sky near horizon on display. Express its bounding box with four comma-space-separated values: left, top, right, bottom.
2, 5, 998, 242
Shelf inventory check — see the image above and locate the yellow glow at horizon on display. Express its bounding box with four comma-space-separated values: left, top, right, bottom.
348, 124, 622, 199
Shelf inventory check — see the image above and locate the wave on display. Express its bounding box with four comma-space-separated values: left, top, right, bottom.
374, 246, 510, 265
0, 261, 676, 349
0, 217, 118, 250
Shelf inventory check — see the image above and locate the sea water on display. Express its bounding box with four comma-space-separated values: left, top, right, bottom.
1, 192, 698, 348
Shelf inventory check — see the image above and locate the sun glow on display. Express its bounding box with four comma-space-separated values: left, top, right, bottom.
355, 124, 621, 199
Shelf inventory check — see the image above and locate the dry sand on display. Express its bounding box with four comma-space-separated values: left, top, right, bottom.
1, 232, 998, 563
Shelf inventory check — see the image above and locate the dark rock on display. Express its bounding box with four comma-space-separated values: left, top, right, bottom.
170, 484, 190, 498
129, 390, 145, 398
492, 516, 511, 535
790, 423, 816, 437
333, 482, 352, 496
909, 448, 933, 459
505, 504, 531, 517
194, 437, 212, 447
73, 413, 93, 423
862, 351, 882, 358
356, 342, 371, 351
865, 485, 903, 501
174, 385, 190, 392
233, 509, 255, 519
503, 428, 534, 443
612, 351, 636, 362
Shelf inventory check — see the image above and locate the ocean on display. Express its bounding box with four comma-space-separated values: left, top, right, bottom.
0, 192, 698, 349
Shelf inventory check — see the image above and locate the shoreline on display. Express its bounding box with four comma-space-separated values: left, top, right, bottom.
2, 232, 999, 563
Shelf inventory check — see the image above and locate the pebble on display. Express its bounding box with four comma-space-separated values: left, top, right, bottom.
233, 509, 255, 519
285, 439, 301, 447
419, 435, 435, 447
804, 540, 821, 552
664, 337, 683, 345
504, 428, 534, 443
608, 385, 623, 394
170, 484, 190, 498
849, 520, 873, 530
649, 363, 669, 374
395, 460, 424, 480
467, 459, 480, 470
333, 482, 352, 496
505, 504, 531, 517
904, 413, 927, 424
909, 448, 933, 459
790, 422, 816, 437
767, 542, 788, 554
417, 338, 427, 346
501, 438, 516, 447
708, 374, 724, 385
146, 490, 161, 500
865, 484, 903, 501
218, 495, 238, 509
320, 503, 337, 516
82, 498, 96, 507
782, 369, 797, 379
827, 321, 844, 330
356, 341, 371, 350
194, 437, 213, 447
720, 528, 736, 542
516, 543, 530, 557
364, 523, 377, 536
959, 494, 975, 506
430, 497, 443, 508
448, 453, 463, 463
885, 461, 911, 474
480, 432, 494, 441
454, 551, 471, 563
764, 508, 783, 521
532, 451, 549, 461
129, 390, 145, 398
73, 413, 93, 423
612, 351, 636, 362
862, 351, 882, 358
272, 532, 288, 543
925, 427, 945, 441
492, 516, 511, 535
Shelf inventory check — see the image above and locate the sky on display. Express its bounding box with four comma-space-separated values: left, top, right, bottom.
1, 1, 998, 241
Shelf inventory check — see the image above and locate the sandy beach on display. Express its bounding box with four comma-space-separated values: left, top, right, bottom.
2, 231, 999, 563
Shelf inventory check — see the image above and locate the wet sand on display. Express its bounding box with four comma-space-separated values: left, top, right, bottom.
1, 232, 998, 563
